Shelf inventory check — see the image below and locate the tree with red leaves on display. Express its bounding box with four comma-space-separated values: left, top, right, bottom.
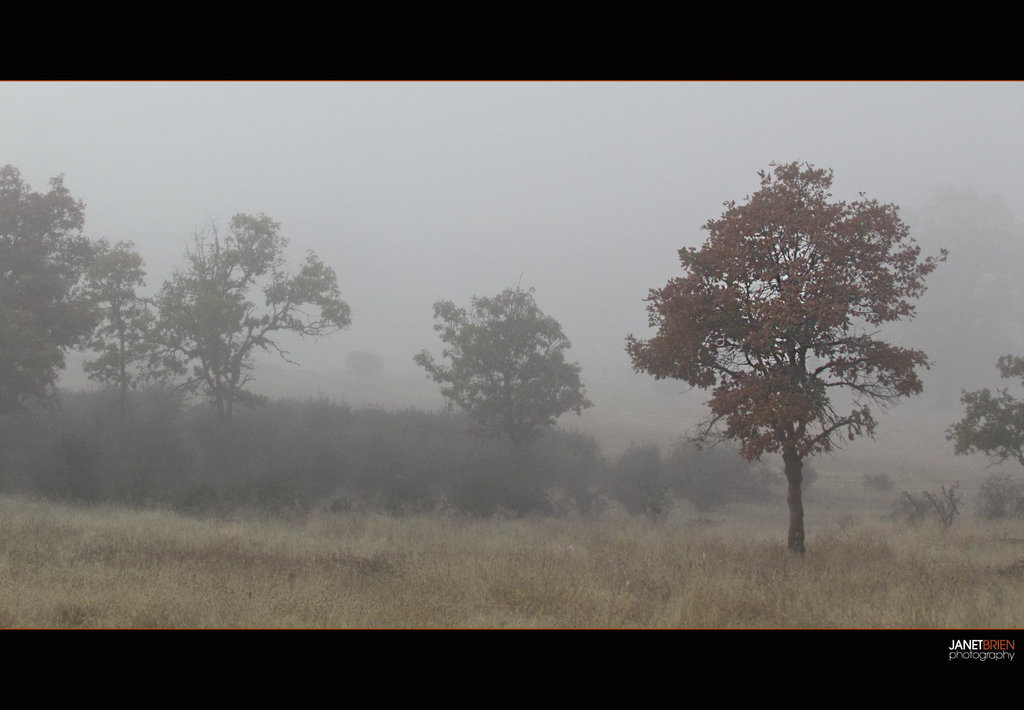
627, 162, 946, 553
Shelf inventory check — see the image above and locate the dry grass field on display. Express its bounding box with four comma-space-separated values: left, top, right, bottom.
0, 494, 1021, 629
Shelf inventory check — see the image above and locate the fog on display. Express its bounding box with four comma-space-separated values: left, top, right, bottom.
4, 80, 1023, 484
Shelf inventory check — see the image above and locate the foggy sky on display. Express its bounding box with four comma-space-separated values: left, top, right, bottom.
3, 81, 1023, 476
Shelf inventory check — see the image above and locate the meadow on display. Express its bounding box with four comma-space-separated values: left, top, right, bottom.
1, 494, 1021, 629
1, 390, 1021, 629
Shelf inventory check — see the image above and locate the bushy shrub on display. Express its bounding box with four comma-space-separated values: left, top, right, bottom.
442, 430, 605, 517
445, 450, 534, 517
605, 441, 779, 517
666, 442, 778, 511
976, 473, 1024, 519
0, 405, 51, 492
5, 390, 606, 518
3, 388, 195, 505
891, 485, 962, 528
607, 443, 673, 518
523, 429, 606, 517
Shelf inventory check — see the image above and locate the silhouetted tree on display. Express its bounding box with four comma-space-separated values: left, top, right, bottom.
153, 213, 351, 420
627, 162, 945, 553
0, 165, 95, 413
949, 355, 1024, 466
82, 239, 155, 416
415, 286, 591, 444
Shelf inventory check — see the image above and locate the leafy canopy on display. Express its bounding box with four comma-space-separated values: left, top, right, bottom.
949, 355, 1024, 466
81, 239, 156, 406
0, 165, 95, 412
627, 161, 946, 462
415, 286, 591, 444
153, 213, 351, 419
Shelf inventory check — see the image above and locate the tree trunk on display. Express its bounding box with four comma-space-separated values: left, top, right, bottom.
119, 352, 128, 423
783, 446, 805, 554
119, 378, 128, 427
117, 311, 130, 423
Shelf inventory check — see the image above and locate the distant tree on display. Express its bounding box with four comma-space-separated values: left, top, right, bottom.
948, 355, 1024, 466
345, 350, 384, 377
627, 162, 945, 553
862, 472, 895, 492
0, 165, 95, 413
152, 213, 351, 420
415, 286, 591, 444
81, 239, 156, 415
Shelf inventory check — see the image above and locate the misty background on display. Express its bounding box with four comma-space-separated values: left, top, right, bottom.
3, 81, 1022, 489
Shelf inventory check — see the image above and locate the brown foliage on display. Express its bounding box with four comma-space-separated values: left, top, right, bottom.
627, 162, 945, 463
627, 162, 945, 552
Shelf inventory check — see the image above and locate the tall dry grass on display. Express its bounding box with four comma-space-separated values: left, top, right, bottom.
0, 494, 1021, 628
